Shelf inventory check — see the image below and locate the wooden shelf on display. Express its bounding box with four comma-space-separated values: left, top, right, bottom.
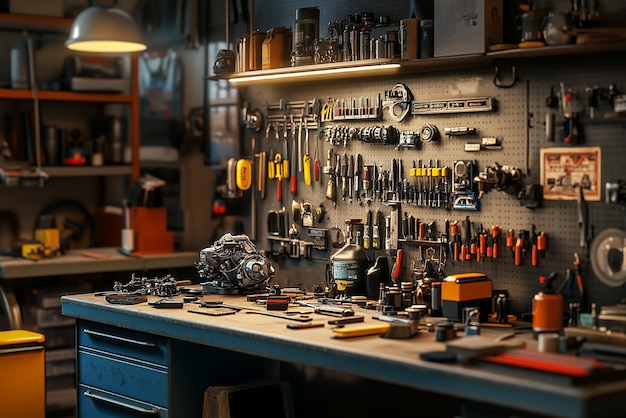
216, 40, 626, 85
0, 12, 72, 33
43, 165, 132, 177
0, 89, 132, 103
0, 248, 198, 280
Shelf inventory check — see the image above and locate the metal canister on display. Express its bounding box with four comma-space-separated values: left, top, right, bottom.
360, 30, 370, 60
371, 36, 386, 59
342, 26, 351, 61
350, 26, 360, 61
293, 7, 319, 66
262, 27, 292, 70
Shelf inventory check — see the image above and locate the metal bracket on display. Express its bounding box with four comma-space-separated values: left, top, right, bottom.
493, 66, 517, 89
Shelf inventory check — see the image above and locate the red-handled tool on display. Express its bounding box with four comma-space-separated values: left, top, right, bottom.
314, 146, 320, 182
392, 249, 403, 284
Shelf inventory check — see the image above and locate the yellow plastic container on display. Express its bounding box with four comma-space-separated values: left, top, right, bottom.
0, 330, 46, 418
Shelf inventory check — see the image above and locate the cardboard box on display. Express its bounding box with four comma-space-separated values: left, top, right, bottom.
130, 207, 174, 254
434, 0, 503, 57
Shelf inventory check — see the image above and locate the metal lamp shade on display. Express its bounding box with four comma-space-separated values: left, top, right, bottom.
66, 6, 146, 53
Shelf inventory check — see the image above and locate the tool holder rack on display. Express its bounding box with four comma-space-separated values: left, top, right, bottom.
239, 0, 626, 318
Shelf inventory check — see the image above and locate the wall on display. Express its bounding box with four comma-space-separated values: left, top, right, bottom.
229, 0, 626, 319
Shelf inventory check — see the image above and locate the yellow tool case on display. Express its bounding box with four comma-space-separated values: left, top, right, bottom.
0, 330, 46, 418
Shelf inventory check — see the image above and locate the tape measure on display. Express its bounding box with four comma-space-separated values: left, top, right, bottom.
236, 158, 252, 190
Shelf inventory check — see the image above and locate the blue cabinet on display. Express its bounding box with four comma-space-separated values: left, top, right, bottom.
75, 319, 266, 418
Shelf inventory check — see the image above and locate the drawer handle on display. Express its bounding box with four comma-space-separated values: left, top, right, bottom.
0, 345, 44, 355
83, 328, 157, 347
84, 390, 160, 415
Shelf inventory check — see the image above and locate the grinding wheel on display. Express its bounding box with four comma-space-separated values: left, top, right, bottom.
590, 228, 626, 287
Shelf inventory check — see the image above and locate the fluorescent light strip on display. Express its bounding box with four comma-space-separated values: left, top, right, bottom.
228, 63, 401, 84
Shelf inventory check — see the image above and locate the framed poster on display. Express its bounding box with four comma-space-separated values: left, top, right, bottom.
540, 147, 601, 201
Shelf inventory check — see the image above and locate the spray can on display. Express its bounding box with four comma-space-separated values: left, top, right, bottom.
532, 274, 563, 334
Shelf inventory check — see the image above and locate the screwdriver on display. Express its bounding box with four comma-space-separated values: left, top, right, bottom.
314, 146, 320, 182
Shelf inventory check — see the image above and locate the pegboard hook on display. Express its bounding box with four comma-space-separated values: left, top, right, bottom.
493, 66, 516, 89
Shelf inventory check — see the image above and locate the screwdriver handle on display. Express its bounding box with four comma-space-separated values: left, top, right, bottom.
314, 159, 320, 182
290, 174, 297, 195
277, 177, 282, 202
303, 156, 311, 186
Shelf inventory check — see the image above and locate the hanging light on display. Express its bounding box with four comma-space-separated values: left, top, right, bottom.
66, 4, 146, 53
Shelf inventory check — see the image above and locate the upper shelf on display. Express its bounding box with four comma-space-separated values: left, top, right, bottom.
0, 12, 72, 33
0, 88, 133, 103
218, 40, 626, 85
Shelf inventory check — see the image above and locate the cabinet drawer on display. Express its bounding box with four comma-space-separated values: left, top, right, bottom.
78, 384, 167, 417
78, 346, 168, 407
78, 320, 168, 365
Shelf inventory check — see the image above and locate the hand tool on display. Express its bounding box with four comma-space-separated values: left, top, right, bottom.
313, 145, 320, 182
149, 298, 184, 309
340, 153, 348, 200
573, 252, 585, 308
372, 208, 380, 249
347, 154, 354, 203
391, 249, 403, 284
296, 114, 303, 173
334, 152, 341, 205
257, 150, 267, 199
363, 209, 371, 249
287, 322, 324, 329
267, 149, 275, 180
290, 116, 297, 195
235, 158, 252, 191
246, 310, 312, 322
577, 185, 589, 256
274, 153, 283, 201
297, 301, 354, 317
324, 149, 335, 202
354, 154, 362, 205
327, 316, 365, 325
332, 323, 390, 338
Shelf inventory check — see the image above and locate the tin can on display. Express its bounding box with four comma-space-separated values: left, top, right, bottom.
262, 27, 292, 70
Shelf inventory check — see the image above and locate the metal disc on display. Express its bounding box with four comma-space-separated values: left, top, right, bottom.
590, 228, 626, 287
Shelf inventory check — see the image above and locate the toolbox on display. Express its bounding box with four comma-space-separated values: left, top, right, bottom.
442, 273, 493, 322
0, 330, 46, 418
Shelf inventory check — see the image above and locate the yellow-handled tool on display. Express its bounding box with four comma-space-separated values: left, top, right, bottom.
303, 154, 311, 185
236, 158, 252, 191
332, 324, 390, 339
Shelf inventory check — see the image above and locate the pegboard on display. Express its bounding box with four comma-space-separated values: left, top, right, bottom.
234, 0, 626, 319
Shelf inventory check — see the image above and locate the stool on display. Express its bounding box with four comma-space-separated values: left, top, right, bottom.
0, 330, 46, 418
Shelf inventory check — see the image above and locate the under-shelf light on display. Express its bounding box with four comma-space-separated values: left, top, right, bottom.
228, 62, 401, 84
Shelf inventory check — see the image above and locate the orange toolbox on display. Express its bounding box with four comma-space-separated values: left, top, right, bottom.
0, 330, 46, 418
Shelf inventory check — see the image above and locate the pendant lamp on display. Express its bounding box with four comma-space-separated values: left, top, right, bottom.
66, 3, 146, 53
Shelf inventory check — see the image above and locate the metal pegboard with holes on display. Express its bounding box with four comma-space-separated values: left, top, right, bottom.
240, 2, 626, 319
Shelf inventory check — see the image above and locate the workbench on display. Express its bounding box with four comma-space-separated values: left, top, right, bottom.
0, 248, 198, 328
61, 291, 626, 418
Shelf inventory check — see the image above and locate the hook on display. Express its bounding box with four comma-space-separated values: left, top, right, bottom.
493, 66, 516, 88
